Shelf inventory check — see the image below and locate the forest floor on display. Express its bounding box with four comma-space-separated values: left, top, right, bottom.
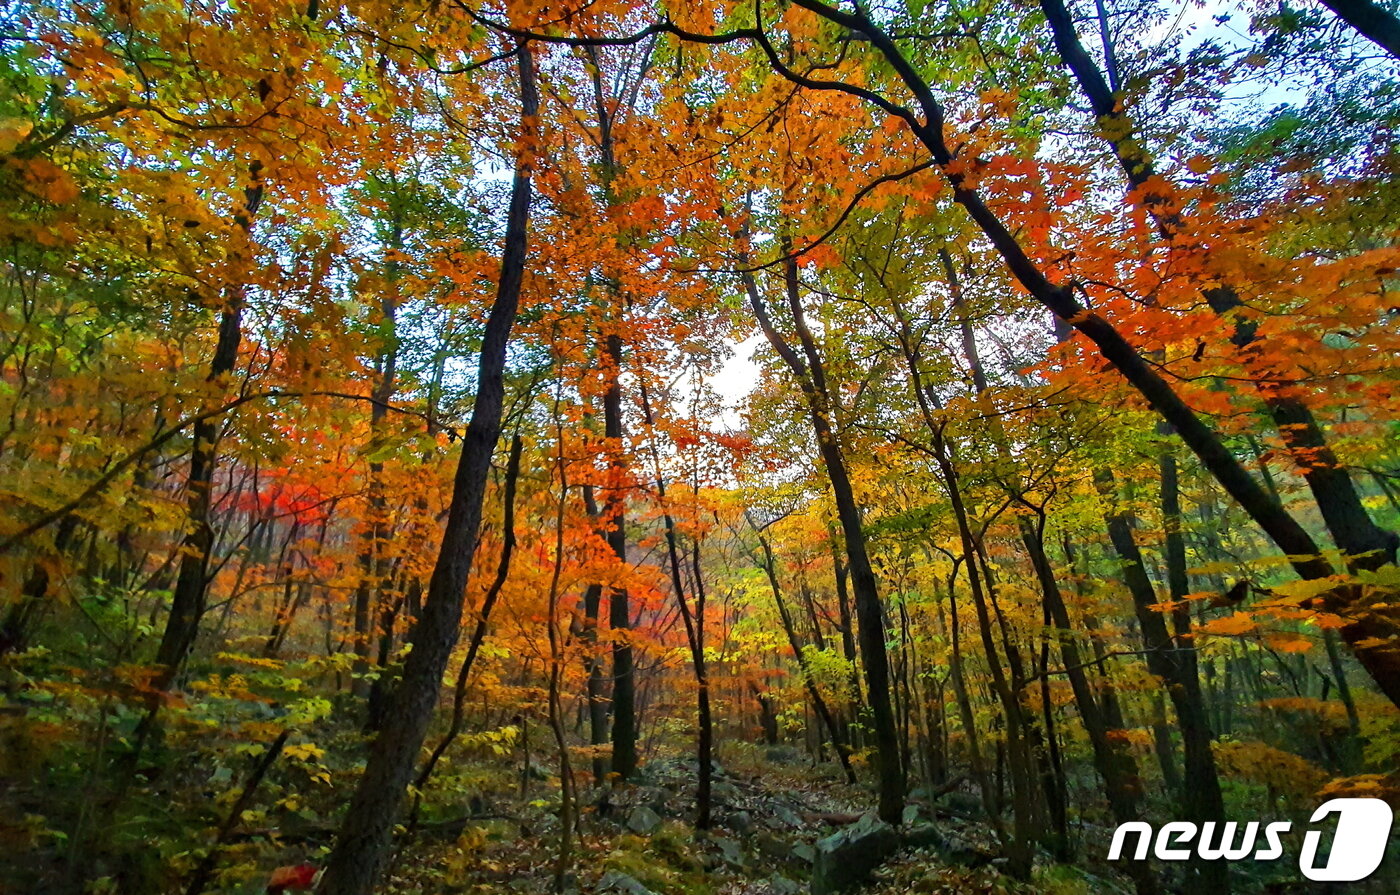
381, 744, 1122, 895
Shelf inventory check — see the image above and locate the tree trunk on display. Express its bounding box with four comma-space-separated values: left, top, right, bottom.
313, 46, 537, 895
751, 518, 858, 784
1097, 468, 1229, 894
151, 167, 265, 690
741, 252, 903, 823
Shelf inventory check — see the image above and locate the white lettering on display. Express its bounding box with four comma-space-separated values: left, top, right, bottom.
1299, 798, 1392, 882
1197, 822, 1258, 861
1108, 821, 1153, 861
1154, 821, 1197, 860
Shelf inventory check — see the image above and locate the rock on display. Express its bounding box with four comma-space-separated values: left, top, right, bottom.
940, 790, 982, 816
712, 779, 740, 801
791, 842, 816, 864
709, 834, 745, 869
626, 805, 662, 835
598, 871, 658, 895
772, 804, 805, 829
725, 809, 753, 833
901, 823, 945, 850
810, 813, 900, 895
756, 830, 791, 860
940, 833, 995, 869
901, 804, 921, 826
770, 874, 803, 895
633, 786, 670, 813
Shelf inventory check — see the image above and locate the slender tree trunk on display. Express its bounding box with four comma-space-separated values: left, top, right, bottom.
151, 166, 265, 690
1097, 468, 1228, 893
940, 570, 1001, 831
579, 486, 611, 784
750, 518, 858, 784
742, 252, 903, 823
1021, 514, 1159, 895
602, 328, 638, 780
354, 216, 404, 702
314, 47, 537, 895
640, 379, 713, 827
828, 524, 865, 709
408, 435, 523, 823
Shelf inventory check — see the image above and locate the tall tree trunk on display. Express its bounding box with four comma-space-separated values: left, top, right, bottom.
151, 165, 265, 690
314, 46, 537, 895
1096, 468, 1228, 894
640, 378, 713, 827
354, 215, 404, 703
602, 329, 638, 780
579, 485, 610, 783
408, 434, 523, 823
1021, 514, 1159, 895
741, 252, 903, 823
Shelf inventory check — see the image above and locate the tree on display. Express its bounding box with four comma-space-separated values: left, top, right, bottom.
314, 42, 538, 895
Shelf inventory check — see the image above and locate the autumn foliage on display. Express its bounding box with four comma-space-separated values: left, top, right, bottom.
3, 0, 1400, 893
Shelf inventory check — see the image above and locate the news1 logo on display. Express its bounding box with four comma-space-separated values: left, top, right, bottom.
1108, 798, 1393, 882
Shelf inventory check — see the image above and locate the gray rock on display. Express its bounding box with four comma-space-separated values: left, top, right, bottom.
772, 804, 805, 829
901, 804, 921, 826
635, 786, 670, 813
941, 790, 982, 815
810, 813, 900, 895
598, 871, 658, 895
626, 805, 662, 835
940, 832, 995, 868
713, 779, 741, 801
901, 823, 945, 850
725, 809, 753, 833
791, 842, 816, 864
709, 834, 745, 869
770, 874, 803, 895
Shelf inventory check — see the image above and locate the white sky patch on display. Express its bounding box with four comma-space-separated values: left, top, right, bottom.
703, 332, 764, 430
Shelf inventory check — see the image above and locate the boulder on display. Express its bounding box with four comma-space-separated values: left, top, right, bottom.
940, 790, 983, 816
632, 786, 670, 813
756, 830, 792, 861
723, 809, 754, 833
626, 805, 662, 835
901, 823, 945, 850
810, 813, 899, 895
709, 834, 746, 869
598, 871, 658, 895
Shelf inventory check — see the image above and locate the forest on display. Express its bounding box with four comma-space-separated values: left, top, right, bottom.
2, 0, 1400, 893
